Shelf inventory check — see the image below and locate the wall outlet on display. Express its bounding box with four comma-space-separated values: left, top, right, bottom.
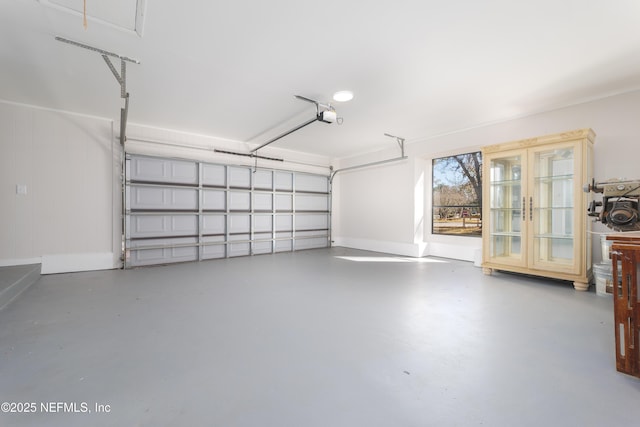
16, 184, 27, 195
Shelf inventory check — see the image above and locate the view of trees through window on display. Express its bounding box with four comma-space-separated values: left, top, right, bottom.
432, 152, 482, 236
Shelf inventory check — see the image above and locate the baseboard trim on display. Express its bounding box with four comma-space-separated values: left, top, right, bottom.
332, 237, 426, 257
332, 237, 482, 264
427, 241, 481, 263
41, 253, 116, 274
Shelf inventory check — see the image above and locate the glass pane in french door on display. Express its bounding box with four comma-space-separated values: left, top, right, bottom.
488, 154, 523, 259
531, 146, 575, 267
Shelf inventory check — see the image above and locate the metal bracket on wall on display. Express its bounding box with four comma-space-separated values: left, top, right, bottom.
55, 36, 140, 147
329, 133, 408, 183
384, 133, 406, 158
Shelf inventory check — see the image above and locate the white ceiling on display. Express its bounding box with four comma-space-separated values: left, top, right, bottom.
2, 1, 640, 158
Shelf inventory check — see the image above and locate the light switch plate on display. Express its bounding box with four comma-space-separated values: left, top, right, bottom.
16, 184, 27, 195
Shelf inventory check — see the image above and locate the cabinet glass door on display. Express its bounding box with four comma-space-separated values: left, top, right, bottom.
529, 143, 579, 273
486, 151, 526, 267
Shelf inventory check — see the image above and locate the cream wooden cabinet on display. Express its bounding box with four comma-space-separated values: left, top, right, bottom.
481, 129, 595, 290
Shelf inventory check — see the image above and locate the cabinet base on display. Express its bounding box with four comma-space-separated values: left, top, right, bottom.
482, 263, 590, 291
573, 281, 589, 291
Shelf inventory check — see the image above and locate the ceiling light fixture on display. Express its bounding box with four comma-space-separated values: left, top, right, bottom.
333, 90, 354, 102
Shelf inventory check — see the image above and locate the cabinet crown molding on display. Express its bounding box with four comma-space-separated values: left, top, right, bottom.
482, 128, 595, 154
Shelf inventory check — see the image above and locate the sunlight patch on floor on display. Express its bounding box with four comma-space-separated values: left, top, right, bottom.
335, 256, 448, 263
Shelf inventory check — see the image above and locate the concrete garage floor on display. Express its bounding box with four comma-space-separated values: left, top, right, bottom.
1, 247, 639, 426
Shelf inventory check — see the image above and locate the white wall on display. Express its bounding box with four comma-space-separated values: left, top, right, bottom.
333, 158, 418, 256
0, 101, 119, 273
332, 89, 640, 262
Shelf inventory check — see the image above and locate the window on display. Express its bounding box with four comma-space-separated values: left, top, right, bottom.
432, 151, 482, 236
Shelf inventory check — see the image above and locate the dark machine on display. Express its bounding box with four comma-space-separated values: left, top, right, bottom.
584, 179, 640, 231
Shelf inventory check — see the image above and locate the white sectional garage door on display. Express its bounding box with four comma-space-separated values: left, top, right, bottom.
124, 155, 331, 267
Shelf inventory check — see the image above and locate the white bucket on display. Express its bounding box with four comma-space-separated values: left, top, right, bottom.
593, 262, 612, 296
601, 234, 613, 263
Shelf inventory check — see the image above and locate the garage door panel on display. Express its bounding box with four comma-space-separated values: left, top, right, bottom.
129, 246, 198, 266
253, 170, 273, 190
295, 236, 329, 250
296, 230, 328, 238
229, 242, 250, 257
275, 171, 293, 191
229, 215, 250, 233
229, 166, 251, 188
253, 241, 272, 254
296, 214, 329, 231
129, 215, 198, 238
229, 191, 251, 211
275, 194, 292, 211
295, 194, 328, 211
295, 174, 328, 193
128, 236, 198, 266
254, 215, 272, 232
130, 186, 198, 210
125, 155, 330, 267
202, 190, 226, 210
129, 236, 198, 249
275, 215, 292, 231
202, 215, 225, 235
228, 233, 250, 242
275, 240, 292, 252
201, 243, 226, 259
202, 164, 226, 187
254, 193, 272, 211
129, 157, 198, 185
